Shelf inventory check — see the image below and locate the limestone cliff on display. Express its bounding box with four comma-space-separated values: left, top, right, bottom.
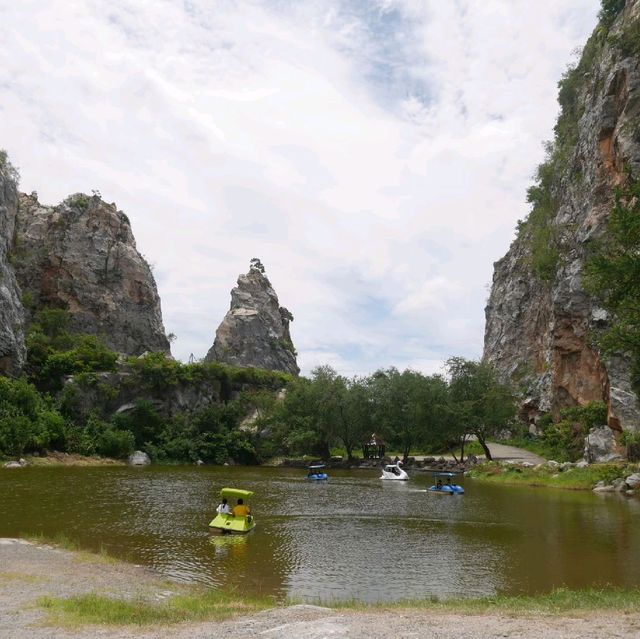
205, 260, 299, 375
484, 1, 640, 432
15, 192, 170, 356
0, 156, 25, 374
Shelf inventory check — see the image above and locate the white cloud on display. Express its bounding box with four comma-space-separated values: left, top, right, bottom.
0, 0, 600, 375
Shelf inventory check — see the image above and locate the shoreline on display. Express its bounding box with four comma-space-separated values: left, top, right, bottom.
2, 537, 640, 638
4, 454, 640, 496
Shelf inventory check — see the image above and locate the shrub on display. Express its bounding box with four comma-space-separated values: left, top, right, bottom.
599, 0, 626, 29
0, 378, 69, 457
620, 430, 640, 461
95, 427, 134, 459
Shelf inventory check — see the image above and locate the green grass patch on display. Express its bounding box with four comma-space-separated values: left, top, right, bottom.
335, 587, 640, 615
38, 590, 272, 627
467, 462, 638, 490
39, 586, 640, 627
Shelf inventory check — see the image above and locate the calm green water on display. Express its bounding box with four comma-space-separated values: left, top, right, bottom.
1, 465, 640, 603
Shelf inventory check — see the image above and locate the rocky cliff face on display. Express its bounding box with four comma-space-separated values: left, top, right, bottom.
205, 261, 299, 375
484, 1, 640, 433
15, 192, 169, 356
0, 158, 25, 375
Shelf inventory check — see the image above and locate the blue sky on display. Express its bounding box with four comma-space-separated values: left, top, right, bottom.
0, 0, 600, 376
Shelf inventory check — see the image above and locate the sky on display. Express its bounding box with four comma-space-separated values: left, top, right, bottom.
0, 0, 600, 377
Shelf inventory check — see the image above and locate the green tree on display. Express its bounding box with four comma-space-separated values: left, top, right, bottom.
369, 368, 449, 461
446, 358, 517, 461
586, 177, 640, 390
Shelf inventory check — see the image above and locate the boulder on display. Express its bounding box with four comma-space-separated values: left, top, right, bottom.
612, 477, 627, 493
546, 460, 560, 469
575, 460, 589, 469
625, 473, 640, 490
593, 484, 615, 493
3, 461, 23, 469
128, 451, 151, 466
584, 426, 624, 463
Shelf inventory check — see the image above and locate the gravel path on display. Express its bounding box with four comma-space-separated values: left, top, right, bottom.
485, 442, 546, 465
2, 538, 638, 639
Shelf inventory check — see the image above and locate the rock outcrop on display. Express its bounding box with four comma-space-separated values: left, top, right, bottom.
0, 156, 26, 375
15, 192, 169, 356
205, 260, 299, 375
484, 2, 640, 432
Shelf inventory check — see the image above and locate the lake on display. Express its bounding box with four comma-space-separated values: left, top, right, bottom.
1, 465, 639, 603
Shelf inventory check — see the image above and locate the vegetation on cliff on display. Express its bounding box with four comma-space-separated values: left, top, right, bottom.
586, 177, 640, 388
0, 308, 292, 463
518, 0, 624, 281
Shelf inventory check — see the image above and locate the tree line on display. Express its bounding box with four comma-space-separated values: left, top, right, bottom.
260, 358, 517, 462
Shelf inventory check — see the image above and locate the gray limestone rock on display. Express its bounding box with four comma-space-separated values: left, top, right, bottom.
584, 425, 624, 463
205, 261, 299, 375
625, 473, 640, 489
483, 3, 640, 434
14, 192, 169, 356
0, 155, 26, 375
128, 450, 151, 466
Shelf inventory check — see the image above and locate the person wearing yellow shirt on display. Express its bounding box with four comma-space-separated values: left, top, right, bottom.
232, 498, 250, 517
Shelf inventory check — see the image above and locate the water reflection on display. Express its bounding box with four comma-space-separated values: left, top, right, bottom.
1, 466, 640, 602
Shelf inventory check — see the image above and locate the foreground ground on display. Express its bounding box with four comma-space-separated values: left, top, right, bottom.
2, 539, 640, 639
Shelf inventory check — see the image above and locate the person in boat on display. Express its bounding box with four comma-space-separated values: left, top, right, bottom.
232, 498, 250, 517
216, 497, 231, 515
436, 479, 443, 490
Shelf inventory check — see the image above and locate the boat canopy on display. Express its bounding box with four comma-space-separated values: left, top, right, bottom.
432, 472, 459, 477
220, 487, 254, 500
308, 464, 326, 470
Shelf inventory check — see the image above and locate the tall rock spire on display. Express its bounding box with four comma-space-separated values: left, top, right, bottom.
205, 259, 299, 375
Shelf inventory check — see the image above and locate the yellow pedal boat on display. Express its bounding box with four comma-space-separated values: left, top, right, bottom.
209, 487, 256, 534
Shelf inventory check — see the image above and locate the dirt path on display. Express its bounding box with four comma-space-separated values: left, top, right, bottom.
484, 442, 546, 465
2, 538, 639, 638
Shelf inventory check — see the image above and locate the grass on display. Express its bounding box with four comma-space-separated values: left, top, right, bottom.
38, 586, 640, 627
336, 587, 640, 615
468, 462, 638, 490
38, 590, 273, 627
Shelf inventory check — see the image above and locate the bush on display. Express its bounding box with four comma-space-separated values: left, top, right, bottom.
620, 430, 640, 461
26, 309, 118, 392
0, 378, 69, 458
95, 427, 134, 459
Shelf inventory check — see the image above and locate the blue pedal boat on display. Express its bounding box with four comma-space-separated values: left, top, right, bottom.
306, 464, 328, 481
427, 471, 464, 494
